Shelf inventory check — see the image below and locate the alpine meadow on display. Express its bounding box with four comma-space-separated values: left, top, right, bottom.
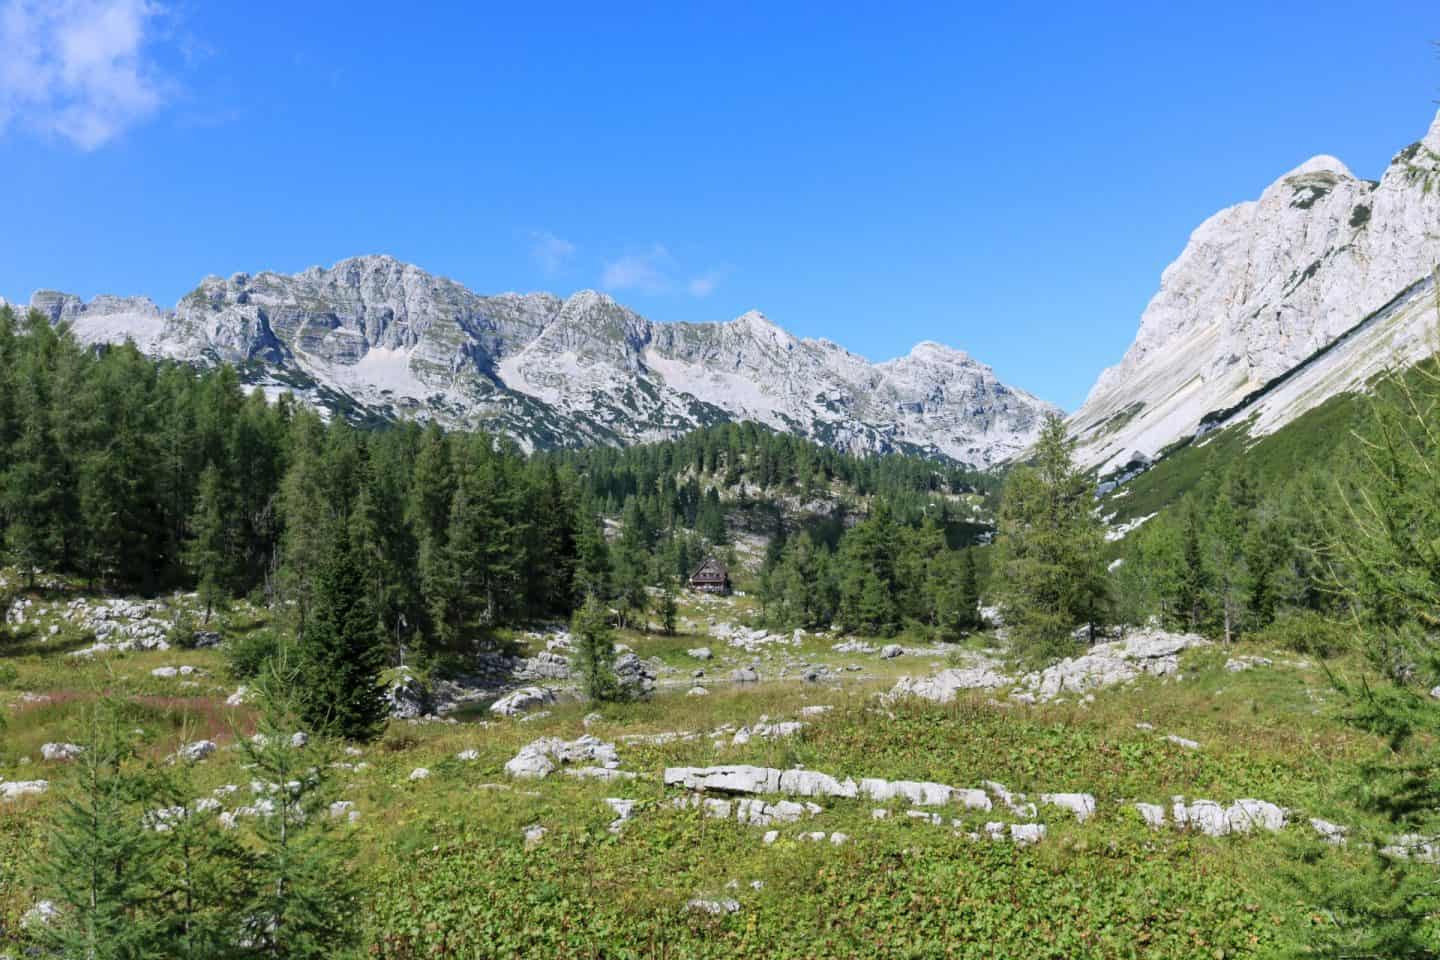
4, 5, 1440, 958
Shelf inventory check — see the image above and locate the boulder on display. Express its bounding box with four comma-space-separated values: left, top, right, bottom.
1, 780, 48, 800
41, 742, 83, 762
687, 647, 713, 660
880, 644, 904, 659
177, 740, 216, 763
1040, 792, 1097, 822
887, 665, 1011, 703
613, 652, 656, 698
730, 668, 759, 684
490, 686, 557, 717
386, 671, 431, 719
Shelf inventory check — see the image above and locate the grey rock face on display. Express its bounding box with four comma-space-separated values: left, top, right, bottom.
1073, 111, 1440, 474
28, 255, 1055, 467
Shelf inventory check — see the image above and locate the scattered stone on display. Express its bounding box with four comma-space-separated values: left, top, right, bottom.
1310, 818, 1348, 845
832, 640, 876, 654
1135, 803, 1166, 827
506, 736, 620, 780
687, 686, 709, 697
762, 830, 780, 844
687, 647, 713, 660
729, 668, 759, 684
408, 768, 431, 782
1040, 792, 1097, 823
386, 671, 431, 719
456, 749, 479, 761
613, 653, 657, 698
1134, 722, 1154, 731
1010, 823, 1047, 845
664, 765, 858, 799
523, 825, 547, 847
1165, 734, 1200, 750
871, 808, 889, 819
1, 780, 48, 800
41, 742, 83, 762
686, 897, 740, 915
563, 766, 636, 782
22, 899, 57, 929
859, 778, 955, 807
177, 740, 216, 763
888, 664, 1010, 703
604, 798, 637, 832
880, 644, 904, 660
225, 686, 249, 706
799, 705, 833, 717
490, 686, 557, 717
1225, 656, 1274, 673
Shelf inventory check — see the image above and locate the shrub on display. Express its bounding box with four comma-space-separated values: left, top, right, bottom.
224, 628, 284, 680
1251, 609, 1353, 658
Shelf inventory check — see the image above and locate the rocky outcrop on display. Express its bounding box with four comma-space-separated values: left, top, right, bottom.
24, 255, 1056, 466
1072, 111, 1440, 474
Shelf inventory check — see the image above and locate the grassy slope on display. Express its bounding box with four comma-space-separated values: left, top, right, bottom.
0, 581, 1404, 959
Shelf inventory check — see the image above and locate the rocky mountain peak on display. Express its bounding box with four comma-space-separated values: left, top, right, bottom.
1423, 109, 1440, 152
1071, 108, 1440, 474
25, 256, 1056, 466
1281, 154, 1355, 181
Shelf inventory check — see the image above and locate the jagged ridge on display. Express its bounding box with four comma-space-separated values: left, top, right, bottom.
19, 259, 1059, 467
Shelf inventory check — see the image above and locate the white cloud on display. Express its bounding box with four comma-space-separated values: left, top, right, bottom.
601, 244, 674, 294
528, 230, 576, 274
601, 246, 724, 298
0, 0, 167, 150
688, 268, 726, 298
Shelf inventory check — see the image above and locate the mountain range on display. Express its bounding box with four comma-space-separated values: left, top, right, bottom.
8, 110, 1440, 477
7, 259, 1058, 468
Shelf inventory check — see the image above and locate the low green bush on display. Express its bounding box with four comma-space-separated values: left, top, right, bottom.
1252, 608, 1354, 658
224, 627, 283, 679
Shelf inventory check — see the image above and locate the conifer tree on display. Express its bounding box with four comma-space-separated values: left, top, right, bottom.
236, 661, 362, 958
992, 414, 1107, 663
33, 702, 163, 960
572, 595, 620, 702
659, 576, 679, 635
186, 464, 236, 624
294, 528, 387, 741
148, 732, 253, 959
1296, 341, 1440, 957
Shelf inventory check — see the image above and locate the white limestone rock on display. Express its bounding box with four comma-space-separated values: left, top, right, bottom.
490, 686, 557, 717
1072, 110, 1440, 474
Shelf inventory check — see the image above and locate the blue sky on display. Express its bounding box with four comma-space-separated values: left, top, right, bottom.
0, 1, 1436, 409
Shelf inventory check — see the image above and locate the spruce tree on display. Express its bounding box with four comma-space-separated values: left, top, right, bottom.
236, 661, 362, 958
186, 464, 236, 624
571, 595, 620, 702
294, 527, 388, 742
32, 702, 163, 960
659, 576, 679, 635
992, 414, 1107, 663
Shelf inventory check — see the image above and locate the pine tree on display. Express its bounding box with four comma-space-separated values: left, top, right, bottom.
571, 595, 620, 702
992, 414, 1107, 663
294, 528, 387, 741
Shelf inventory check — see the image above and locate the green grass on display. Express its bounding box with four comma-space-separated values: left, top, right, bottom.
0, 581, 1418, 958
